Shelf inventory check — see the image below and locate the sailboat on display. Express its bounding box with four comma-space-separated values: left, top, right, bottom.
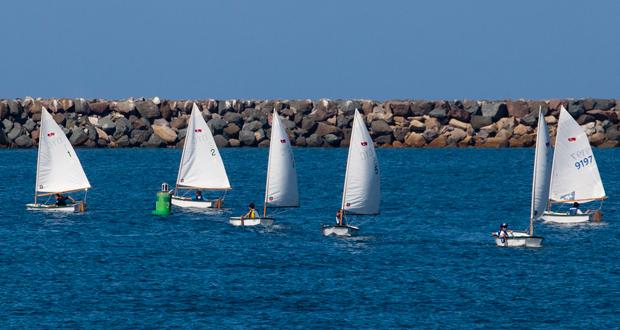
229, 110, 299, 226
26, 107, 91, 212
322, 109, 380, 237
542, 105, 606, 224
492, 108, 549, 247
171, 103, 231, 208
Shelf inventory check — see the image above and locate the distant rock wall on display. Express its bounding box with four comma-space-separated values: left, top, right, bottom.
1, 97, 619, 148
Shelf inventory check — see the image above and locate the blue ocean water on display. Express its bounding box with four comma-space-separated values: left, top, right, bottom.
0, 148, 618, 328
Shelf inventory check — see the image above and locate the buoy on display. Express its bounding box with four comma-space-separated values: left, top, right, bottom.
152, 183, 172, 216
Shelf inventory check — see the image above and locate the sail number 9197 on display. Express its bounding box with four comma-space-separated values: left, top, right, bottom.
575, 155, 593, 170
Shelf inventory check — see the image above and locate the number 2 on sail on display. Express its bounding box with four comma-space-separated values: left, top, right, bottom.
574, 155, 593, 170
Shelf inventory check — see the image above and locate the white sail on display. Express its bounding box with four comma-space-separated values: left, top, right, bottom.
264, 110, 298, 208
36, 108, 91, 193
176, 103, 231, 190
531, 108, 553, 220
549, 106, 605, 203
341, 109, 380, 215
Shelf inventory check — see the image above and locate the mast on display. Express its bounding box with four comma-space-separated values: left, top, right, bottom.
34, 109, 46, 204
263, 109, 276, 217
529, 107, 542, 236
339, 110, 359, 226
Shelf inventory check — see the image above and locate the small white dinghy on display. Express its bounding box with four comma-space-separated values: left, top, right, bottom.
26, 107, 91, 212
229, 110, 299, 226
541, 106, 606, 224
172, 103, 231, 209
322, 109, 380, 237
492, 108, 549, 248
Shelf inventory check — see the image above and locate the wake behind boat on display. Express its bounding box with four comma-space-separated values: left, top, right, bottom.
322, 109, 380, 237
542, 106, 606, 224
26, 107, 91, 212
172, 103, 231, 209
229, 109, 299, 227
492, 108, 549, 248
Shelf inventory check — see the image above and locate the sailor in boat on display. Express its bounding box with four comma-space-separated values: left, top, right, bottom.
568, 202, 583, 215
241, 203, 258, 220
335, 209, 343, 225
55, 193, 75, 207
194, 191, 204, 201
497, 223, 509, 243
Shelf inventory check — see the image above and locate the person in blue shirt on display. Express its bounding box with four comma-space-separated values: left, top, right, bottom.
568, 202, 582, 215
497, 223, 509, 243
194, 190, 204, 201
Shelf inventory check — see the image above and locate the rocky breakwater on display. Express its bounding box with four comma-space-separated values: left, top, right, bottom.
1, 97, 620, 148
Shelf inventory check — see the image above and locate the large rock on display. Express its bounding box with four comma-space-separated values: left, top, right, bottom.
159, 101, 173, 120
130, 130, 151, 145
136, 101, 161, 119
145, 133, 165, 147
7, 126, 23, 141
14, 135, 33, 148
95, 127, 109, 141
208, 118, 228, 134
506, 100, 530, 118
323, 133, 341, 146
214, 134, 228, 148
567, 101, 585, 117
171, 116, 188, 129
69, 127, 89, 146
115, 99, 136, 114
223, 112, 244, 126
448, 119, 470, 131
0, 102, 7, 120
463, 100, 480, 115
370, 120, 391, 135
2, 119, 13, 132
404, 132, 426, 147
229, 139, 241, 147
223, 123, 241, 137
410, 120, 425, 133
449, 107, 471, 122
314, 122, 338, 137
447, 129, 467, 145
7, 99, 23, 115
289, 99, 313, 114
114, 117, 131, 139
99, 117, 116, 134
593, 99, 615, 110
410, 101, 434, 115
306, 133, 323, 147
152, 125, 177, 143
239, 129, 256, 146
480, 102, 508, 121
429, 107, 448, 119
590, 132, 606, 146
89, 101, 109, 115
23, 119, 36, 132
387, 101, 411, 116
470, 116, 493, 130
74, 98, 90, 114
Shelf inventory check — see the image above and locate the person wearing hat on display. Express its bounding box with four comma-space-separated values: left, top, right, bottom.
497, 223, 509, 243
241, 202, 257, 220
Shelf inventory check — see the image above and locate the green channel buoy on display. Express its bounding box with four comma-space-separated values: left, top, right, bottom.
152, 183, 172, 216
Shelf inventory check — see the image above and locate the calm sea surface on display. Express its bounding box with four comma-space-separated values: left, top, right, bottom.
0, 148, 618, 328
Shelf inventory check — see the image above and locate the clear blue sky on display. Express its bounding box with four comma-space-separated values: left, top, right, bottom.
1, 0, 619, 100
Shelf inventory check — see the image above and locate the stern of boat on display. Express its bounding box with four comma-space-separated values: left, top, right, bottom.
322, 224, 359, 237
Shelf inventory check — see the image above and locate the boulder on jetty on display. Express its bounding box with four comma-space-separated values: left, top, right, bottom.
0, 97, 619, 148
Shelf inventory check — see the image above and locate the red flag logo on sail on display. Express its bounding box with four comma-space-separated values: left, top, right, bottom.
568, 137, 576, 142
361, 141, 368, 146
280, 139, 286, 143
194, 129, 203, 133
47, 132, 55, 137
269, 196, 274, 201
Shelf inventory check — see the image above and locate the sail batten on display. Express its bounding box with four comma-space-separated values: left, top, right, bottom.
548, 106, 605, 203
264, 110, 298, 208
35, 108, 91, 194
341, 110, 380, 215
176, 104, 231, 190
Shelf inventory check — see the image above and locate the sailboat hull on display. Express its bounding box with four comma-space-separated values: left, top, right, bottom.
541, 212, 591, 224
322, 224, 359, 237
492, 231, 543, 248
26, 203, 78, 212
228, 217, 274, 227
171, 196, 222, 209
